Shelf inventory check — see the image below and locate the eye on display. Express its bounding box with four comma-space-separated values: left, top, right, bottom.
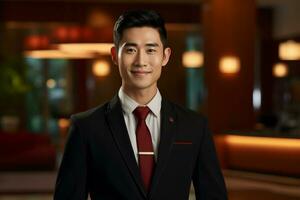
147, 48, 157, 54
125, 47, 136, 54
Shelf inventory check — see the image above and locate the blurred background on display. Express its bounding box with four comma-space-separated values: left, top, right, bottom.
0, 0, 299, 199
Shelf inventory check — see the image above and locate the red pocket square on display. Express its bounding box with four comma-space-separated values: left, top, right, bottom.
174, 141, 193, 145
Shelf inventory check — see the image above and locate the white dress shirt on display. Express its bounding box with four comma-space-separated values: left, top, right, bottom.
118, 87, 162, 164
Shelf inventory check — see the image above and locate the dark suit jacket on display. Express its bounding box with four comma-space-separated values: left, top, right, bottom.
54, 95, 228, 200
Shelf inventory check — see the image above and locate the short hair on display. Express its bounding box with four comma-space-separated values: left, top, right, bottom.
113, 10, 168, 48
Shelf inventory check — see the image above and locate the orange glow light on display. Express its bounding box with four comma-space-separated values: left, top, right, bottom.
273, 63, 288, 78
219, 56, 240, 74
182, 51, 204, 68
24, 50, 95, 59
46, 79, 56, 88
225, 135, 300, 149
58, 43, 113, 55
279, 40, 300, 60
58, 118, 70, 129
92, 60, 110, 77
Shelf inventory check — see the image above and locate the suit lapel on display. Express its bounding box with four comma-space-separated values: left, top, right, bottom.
148, 98, 177, 198
105, 95, 147, 198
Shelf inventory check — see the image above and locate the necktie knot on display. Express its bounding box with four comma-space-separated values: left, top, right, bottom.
133, 106, 150, 121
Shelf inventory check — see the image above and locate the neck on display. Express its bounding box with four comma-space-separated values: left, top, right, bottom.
122, 85, 157, 105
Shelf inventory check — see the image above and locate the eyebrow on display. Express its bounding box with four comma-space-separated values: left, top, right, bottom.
124, 42, 160, 47
145, 43, 159, 47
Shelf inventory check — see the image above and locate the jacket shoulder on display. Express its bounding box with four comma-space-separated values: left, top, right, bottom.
70, 102, 109, 124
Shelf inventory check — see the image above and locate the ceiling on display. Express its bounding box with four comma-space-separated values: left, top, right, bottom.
1, 0, 299, 38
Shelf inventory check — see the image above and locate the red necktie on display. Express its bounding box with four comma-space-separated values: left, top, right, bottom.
133, 106, 155, 192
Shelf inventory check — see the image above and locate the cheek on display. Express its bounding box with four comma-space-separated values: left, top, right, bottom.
150, 59, 163, 76
118, 62, 129, 78
120, 55, 134, 68
149, 55, 164, 66
119, 57, 130, 71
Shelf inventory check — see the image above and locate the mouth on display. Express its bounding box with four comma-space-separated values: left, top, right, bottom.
130, 70, 152, 76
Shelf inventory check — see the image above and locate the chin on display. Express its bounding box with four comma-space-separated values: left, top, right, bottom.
130, 82, 155, 90
133, 85, 152, 90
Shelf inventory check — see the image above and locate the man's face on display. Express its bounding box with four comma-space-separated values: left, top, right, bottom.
111, 27, 171, 93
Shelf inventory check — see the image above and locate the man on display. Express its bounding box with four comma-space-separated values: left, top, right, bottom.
54, 10, 227, 200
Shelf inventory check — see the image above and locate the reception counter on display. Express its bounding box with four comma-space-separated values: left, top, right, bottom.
214, 134, 300, 177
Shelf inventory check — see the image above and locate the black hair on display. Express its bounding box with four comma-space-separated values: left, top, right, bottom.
113, 10, 168, 48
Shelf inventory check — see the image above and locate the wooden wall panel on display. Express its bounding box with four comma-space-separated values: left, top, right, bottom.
203, 0, 256, 133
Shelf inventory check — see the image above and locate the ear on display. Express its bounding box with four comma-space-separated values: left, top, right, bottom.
162, 47, 171, 67
111, 46, 118, 65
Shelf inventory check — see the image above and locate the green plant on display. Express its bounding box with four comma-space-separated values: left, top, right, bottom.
0, 57, 31, 115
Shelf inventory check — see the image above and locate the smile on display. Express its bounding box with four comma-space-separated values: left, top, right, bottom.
131, 70, 151, 75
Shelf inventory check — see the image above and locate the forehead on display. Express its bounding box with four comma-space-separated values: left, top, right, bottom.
120, 27, 163, 46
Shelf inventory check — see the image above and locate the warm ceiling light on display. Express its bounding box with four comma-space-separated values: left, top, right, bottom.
182, 51, 204, 68
92, 60, 110, 77
24, 50, 95, 59
219, 56, 240, 74
273, 63, 288, 78
57, 43, 113, 55
279, 40, 300, 60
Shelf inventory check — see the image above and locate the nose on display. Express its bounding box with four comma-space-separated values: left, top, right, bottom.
134, 50, 147, 67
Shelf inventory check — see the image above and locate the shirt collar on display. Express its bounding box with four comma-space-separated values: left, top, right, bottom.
118, 87, 162, 117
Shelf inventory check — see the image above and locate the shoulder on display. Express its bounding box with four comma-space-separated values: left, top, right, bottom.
70, 102, 109, 125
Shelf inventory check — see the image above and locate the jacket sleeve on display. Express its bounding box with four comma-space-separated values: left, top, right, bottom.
54, 117, 88, 200
192, 118, 228, 200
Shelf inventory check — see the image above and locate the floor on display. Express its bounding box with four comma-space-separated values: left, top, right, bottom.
0, 170, 299, 200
